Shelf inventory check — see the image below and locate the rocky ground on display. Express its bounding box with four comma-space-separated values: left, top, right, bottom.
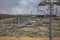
0, 16, 60, 38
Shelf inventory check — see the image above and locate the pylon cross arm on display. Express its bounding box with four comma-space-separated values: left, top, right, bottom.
39, 2, 60, 6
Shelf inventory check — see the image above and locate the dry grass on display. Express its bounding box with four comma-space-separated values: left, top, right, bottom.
0, 37, 60, 40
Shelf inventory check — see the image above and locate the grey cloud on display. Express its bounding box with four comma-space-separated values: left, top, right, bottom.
0, 0, 48, 15
11, 0, 42, 15
0, 0, 21, 14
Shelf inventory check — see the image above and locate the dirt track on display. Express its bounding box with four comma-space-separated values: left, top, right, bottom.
0, 37, 60, 40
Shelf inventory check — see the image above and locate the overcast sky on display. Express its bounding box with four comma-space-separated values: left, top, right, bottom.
0, 0, 60, 15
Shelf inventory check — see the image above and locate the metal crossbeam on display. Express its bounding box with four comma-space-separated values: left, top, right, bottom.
39, 2, 60, 6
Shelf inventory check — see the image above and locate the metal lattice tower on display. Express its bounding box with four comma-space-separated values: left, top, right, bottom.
38, 0, 60, 40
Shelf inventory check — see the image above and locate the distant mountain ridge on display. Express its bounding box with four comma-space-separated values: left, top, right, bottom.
0, 14, 15, 19
0, 13, 57, 19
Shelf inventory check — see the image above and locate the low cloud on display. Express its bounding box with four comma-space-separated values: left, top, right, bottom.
0, 0, 42, 15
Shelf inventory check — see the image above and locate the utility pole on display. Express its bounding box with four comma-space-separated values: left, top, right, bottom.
17, 17, 20, 26
49, 2, 53, 40
38, 0, 60, 40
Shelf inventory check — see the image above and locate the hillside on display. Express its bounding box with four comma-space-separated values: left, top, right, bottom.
0, 15, 60, 38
